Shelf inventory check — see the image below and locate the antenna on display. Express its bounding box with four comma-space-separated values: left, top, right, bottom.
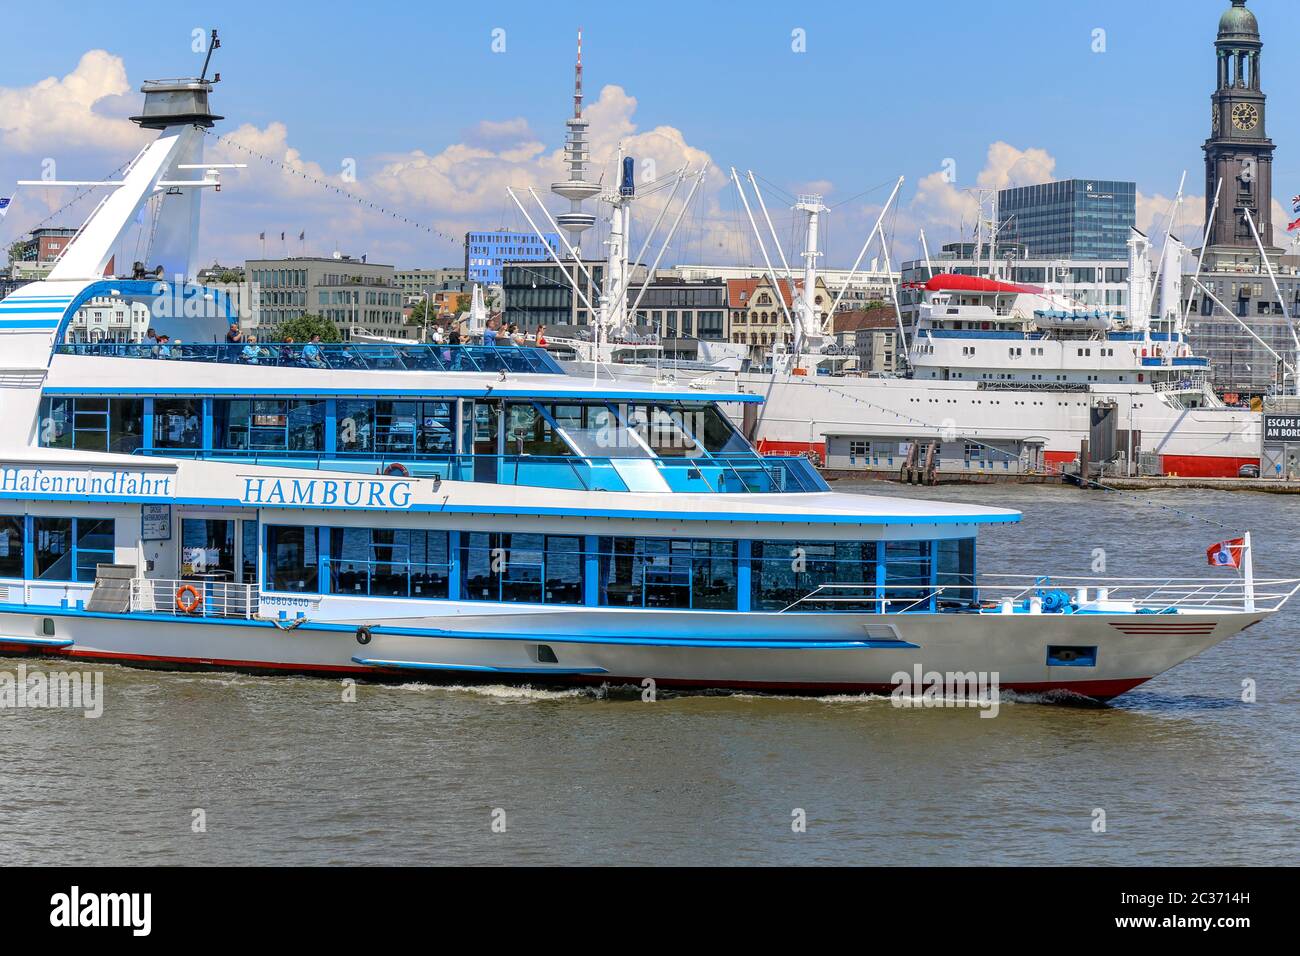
199, 30, 221, 83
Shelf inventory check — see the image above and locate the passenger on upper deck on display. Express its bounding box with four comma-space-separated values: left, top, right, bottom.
301, 334, 326, 368
240, 335, 265, 365
226, 323, 243, 345
482, 320, 498, 347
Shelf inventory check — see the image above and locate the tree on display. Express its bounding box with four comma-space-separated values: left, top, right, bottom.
217, 269, 243, 284
6, 240, 27, 265
407, 298, 442, 330
452, 292, 471, 314
275, 313, 342, 343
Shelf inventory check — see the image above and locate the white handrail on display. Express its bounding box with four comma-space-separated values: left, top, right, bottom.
131, 577, 258, 619
780, 576, 1300, 615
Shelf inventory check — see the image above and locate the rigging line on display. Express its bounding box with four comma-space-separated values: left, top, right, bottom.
828, 178, 894, 210
201, 128, 463, 249
751, 172, 797, 205
10, 157, 134, 241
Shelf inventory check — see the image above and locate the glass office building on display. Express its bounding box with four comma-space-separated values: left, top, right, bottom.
997, 180, 1136, 260
465, 230, 561, 286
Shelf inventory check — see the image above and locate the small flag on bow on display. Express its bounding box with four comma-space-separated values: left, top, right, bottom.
1288, 217, 1300, 233
0, 195, 12, 218
1206, 537, 1246, 568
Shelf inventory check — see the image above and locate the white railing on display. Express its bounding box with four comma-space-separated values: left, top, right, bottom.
130, 578, 259, 619
781, 575, 1300, 615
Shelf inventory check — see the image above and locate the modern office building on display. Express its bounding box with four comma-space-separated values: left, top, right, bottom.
465, 230, 560, 286
503, 258, 654, 331
997, 179, 1136, 260
631, 277, 728, 341
244, 255, 408, 339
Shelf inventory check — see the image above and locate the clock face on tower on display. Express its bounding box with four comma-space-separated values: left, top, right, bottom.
1232, 102, 1259, 131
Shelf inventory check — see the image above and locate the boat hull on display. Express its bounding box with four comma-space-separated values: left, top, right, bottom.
0, 604, 1267, 701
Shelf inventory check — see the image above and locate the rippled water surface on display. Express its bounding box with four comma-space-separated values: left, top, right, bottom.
2, 483, 1297, 865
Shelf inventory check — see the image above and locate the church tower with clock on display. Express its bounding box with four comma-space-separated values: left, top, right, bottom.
1203, 0, 1277, 254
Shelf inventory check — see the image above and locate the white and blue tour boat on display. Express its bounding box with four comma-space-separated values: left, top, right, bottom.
1, 69, 1294, 701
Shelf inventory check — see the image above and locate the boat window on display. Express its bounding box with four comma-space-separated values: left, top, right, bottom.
32, 517, 115, 583
39, 397, 143, 454
417, 402, 456, 455
181, 518, 236, 579
241, 520, 258, 584
620, 403, 703, 458
265, 525, 318, 592
327, 527, 450, 599
560, 404, 652, 459
751, 540, 877, 611
153, 398, 203, 450
598, 536, 738, 610
883, 540, 932, 611
337, 400, 455, 457
935, 538, 976, 607
504, 403, 572, 457
215, 399, 326, 453
681, 403, 753, 456
0, 515, 24, 578
461, 532, 584, 605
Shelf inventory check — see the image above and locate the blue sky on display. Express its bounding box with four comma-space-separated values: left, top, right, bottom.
1, 0, 1297, 268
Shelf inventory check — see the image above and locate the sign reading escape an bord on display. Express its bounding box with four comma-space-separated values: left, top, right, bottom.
1263, 415, 1300, 442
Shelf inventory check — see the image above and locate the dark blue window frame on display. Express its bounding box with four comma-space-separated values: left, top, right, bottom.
597, 536, 738, 610
30, 516, 116, 583
461, 532, 585, 605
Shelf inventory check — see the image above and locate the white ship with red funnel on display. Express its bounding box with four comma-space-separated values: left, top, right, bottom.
736, 228, 1262, 478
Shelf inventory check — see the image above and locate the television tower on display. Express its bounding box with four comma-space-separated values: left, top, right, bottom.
550, 29, 599, 252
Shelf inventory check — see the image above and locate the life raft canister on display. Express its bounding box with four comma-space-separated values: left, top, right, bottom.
383, 462, 410, 478
175, 584, 203, 613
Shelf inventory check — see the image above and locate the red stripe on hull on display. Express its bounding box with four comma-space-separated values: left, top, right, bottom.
1158, 454, 1258, 478
4, 646, 1152, 701
756, 439, 826, 458
761, 442, 1254, 480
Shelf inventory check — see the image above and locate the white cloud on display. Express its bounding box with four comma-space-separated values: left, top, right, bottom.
0, 50, 144, 154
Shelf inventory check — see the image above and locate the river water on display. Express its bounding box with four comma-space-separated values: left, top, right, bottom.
2, 482, 1297, 866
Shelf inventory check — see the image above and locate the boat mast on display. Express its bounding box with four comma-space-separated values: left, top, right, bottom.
794, 193, 828, 356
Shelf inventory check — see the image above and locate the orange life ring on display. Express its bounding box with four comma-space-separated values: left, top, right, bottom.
383, 462, 410, 477
176, 584, 203, 613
